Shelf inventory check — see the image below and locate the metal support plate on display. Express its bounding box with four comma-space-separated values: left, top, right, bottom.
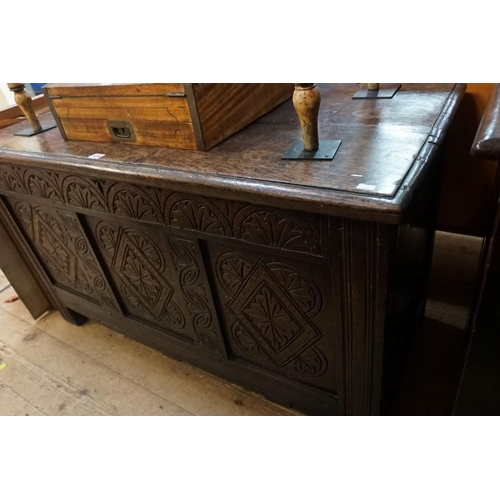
282, 140, 342, 161
352, 84, 402, 99
14, 123, 57, 137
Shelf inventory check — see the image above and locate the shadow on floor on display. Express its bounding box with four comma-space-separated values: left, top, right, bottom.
388, 231, 482, 415
390, 318, 468, 415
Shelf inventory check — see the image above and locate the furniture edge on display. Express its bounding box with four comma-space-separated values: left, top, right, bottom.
393, 83, 467, 212
471, 84, 500, 159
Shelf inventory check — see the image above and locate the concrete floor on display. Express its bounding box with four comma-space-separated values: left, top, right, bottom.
0, 231, 482, 416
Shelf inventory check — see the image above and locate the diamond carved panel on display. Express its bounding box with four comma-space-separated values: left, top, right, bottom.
110, 227, 174, 320
228, 261, 322, 367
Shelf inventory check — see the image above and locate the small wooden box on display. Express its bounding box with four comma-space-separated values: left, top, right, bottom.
43, 83, 294, 150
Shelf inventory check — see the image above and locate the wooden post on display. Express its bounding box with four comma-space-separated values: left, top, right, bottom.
293, 83, 320, 151
283, 83, 340, 160
7, 83, 42, 132
367, 83, 379, 91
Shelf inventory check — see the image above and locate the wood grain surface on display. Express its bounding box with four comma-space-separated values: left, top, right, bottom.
44, 83, 185, 97
191, 83, 294, 149
59, 117, 198, 149
51, 96, 192, 122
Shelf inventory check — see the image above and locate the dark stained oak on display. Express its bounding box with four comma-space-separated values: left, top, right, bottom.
0, 217, 51, 319
0, 83, 466, 415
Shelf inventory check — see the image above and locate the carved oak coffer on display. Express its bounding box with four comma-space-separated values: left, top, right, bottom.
43, 83, 294, 150
0, 84, 466, 415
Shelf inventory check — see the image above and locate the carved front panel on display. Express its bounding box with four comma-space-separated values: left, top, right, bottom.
86, 216, 193, 343
208, 243, 336, 392
167, 237, 224, 353
0, 164, 339, 408
5, 198, 119, 311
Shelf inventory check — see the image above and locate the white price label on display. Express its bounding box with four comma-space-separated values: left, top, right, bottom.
356, 183, 376, 191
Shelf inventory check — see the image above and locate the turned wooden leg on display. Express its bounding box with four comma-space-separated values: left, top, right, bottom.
293, 83, 320, 151
367, 83, 379, 91
7, 83, 42, 132
282, 83, 340, 161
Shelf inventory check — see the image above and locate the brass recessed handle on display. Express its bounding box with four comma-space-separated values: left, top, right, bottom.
111, 126, 131, 139
107, 120, 136, 142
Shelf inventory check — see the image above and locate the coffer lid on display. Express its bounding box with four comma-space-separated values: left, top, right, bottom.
0, 83, 465, 223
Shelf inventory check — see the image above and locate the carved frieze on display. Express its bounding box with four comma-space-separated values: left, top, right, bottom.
0, 164, 323, 256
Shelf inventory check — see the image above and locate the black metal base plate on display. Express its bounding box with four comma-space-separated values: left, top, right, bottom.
282, 140, 341, 161
352, 84, 402, 99
14, 123, 57, 137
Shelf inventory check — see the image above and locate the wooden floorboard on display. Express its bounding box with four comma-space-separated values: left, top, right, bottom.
0, 380, 45, 416
0, 269, 9, 292
0, 301, 192, 416
0, 285, 297, 416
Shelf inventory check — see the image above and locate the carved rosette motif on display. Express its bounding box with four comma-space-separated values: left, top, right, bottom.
168, 237, 222, 353
12, 202, 119, 310
234, 208, 320, 254
0, 165, 24, 193
25, 169, 63, 202
165, 194, 321, 254
0, 165, 323, 256
63, 176, 108, 211
216, 252, 327, 377
166, 194, 230, 236
94, 221, 186, 330
108, 183, 164, 223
